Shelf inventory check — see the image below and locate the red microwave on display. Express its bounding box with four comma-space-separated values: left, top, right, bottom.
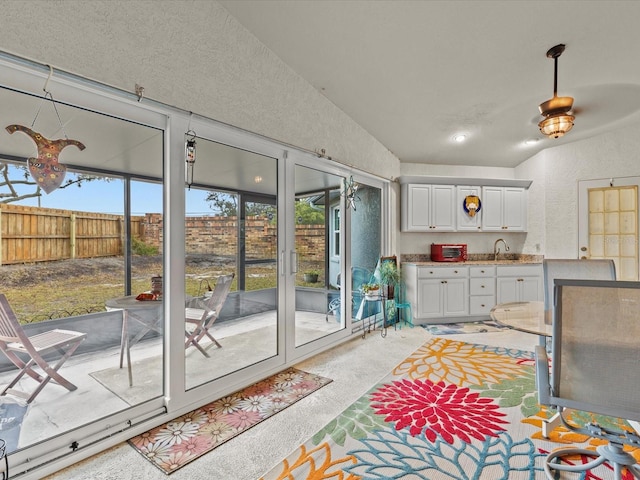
431, 243, 467, 262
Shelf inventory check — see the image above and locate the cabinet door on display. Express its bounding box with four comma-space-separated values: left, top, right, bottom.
417, 279, 443, 317
457, 186, 482, 231
481, 186, 504, 231
496, 277, 518, 304
402, 185, 431, 231
519, 276, 542, 302
431, 185, 456, 231
503, 187, 527, 231
443, 278, 468, 316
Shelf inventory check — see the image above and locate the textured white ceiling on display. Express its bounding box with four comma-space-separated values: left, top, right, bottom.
219, 0, 640, 168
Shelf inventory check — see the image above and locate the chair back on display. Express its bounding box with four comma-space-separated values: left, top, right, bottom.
543, 259, 616, 324
201, 274, 234, 321
351, 267, 372, 291
0, 294, 23, 343
549, 279, 640, 422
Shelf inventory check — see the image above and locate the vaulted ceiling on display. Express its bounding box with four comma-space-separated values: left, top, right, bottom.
219, 1, 640, 168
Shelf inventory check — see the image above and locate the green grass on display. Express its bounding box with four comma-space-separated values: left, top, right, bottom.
2, 258, 325, 323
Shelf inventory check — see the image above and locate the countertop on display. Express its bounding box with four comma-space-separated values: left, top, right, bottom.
404, 260, 541, 266
400, 254, 542, 267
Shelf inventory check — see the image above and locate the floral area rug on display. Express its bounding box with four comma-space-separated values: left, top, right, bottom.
128, 368, 332, 474
261, 337, 640, 479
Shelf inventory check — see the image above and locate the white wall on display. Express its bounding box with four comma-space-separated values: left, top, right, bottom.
397, 120, 640, 259
0, 0, 399, 181
520, 120, 640, 258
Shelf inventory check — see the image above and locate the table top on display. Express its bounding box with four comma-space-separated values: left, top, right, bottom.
105, 295, 163, 310
490, 301, 552, 337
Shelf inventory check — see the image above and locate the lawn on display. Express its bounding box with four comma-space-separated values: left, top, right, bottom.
0, 254, 325, 323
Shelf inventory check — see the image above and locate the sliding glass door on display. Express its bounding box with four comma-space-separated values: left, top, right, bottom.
184, 138, 279, 390
293, 164, 344, 347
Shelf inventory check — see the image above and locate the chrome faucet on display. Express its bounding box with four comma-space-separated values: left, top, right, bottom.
494, 238, 510, 260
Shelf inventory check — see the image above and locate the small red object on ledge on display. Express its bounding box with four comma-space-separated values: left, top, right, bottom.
136, 292, 158, 301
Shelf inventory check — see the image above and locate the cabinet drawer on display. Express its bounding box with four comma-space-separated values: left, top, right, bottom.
470, 295, 495, 315
469, 266, 495, 277
418, 266, 467, 279
496, 265, 542, 277
470, 278, 495, 295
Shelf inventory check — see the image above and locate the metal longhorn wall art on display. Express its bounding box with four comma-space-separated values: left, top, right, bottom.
5, 65, 85, 194
5, 125, 85, 194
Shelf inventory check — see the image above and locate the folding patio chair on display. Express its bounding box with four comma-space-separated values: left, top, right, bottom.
185, 273, 234, 357
0, 294, 87, 404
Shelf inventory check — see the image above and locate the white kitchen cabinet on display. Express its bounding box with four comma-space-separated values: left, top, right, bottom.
469, 265, 496, 315
481, 186, 527, 231
456, 185, 483, 231
401, 184, 456, 232
496, 265, 543, 303
416, 266, 468, 318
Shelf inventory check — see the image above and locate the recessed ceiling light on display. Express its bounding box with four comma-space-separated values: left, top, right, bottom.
524, 139, 540, 146
453, 134, 467, 143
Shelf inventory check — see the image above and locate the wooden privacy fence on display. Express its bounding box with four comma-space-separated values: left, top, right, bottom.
0, 204, 143, 265
0, 204, 326, 265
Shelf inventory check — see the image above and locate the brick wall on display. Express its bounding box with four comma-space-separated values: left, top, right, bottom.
140, 214, 325, 261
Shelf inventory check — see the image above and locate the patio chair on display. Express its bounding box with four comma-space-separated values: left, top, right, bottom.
185, 273, 234, 357
542, 258, 616, 325
0, 294, 87, 404
535, 279, 640, 479
326, 267, 373, 322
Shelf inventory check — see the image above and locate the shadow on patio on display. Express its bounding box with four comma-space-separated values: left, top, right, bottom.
0, 289, 345, 455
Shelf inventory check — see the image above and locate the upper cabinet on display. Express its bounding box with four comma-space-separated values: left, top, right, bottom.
481, 186, 527, 231
456, 185, 482, 231
401, 184, 456, 232
399, 176, 531, 233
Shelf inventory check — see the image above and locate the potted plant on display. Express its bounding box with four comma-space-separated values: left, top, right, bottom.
303, 269, 320, 283
362, 282, 381, 300
379, 260, 401, 300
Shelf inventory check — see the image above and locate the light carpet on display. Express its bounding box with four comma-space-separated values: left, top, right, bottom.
260, 337, 640, 479
422, 320, 509, 335
128, 367, 331, 474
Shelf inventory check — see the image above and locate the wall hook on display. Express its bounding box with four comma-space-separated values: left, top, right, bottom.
42, 64, 54, 94
135, 84, 145, 102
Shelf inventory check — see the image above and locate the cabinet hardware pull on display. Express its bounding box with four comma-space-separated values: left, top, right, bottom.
481, 285, 485, 288
481, 304, 485, 307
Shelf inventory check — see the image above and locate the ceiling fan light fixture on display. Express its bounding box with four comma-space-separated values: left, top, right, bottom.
538, 113, 575, 138
537, 43, 575, 139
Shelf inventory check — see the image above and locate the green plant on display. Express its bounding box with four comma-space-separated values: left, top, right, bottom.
379, 261, 401, 286
304, 269, 320, 276
362, 283, 380, 294
131, 236, 159, 256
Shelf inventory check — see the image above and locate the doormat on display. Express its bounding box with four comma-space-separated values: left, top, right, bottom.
128, 367, 332, 474
422, 320, 509, 335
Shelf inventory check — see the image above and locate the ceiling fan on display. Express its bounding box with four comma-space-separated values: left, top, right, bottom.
538, 44, 575, 139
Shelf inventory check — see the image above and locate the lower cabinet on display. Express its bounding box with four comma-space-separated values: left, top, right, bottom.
416, 267, 468, 318
496, 265, 543, 304
404, 263, 542, 324
469, 266, 496, 315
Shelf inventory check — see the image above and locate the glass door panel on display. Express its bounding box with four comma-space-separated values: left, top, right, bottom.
0, 82, 165, 453
185, 138, 278, 390
349, 182, 382, 333
579, 178, 640, 280
294, 165, 343, 347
